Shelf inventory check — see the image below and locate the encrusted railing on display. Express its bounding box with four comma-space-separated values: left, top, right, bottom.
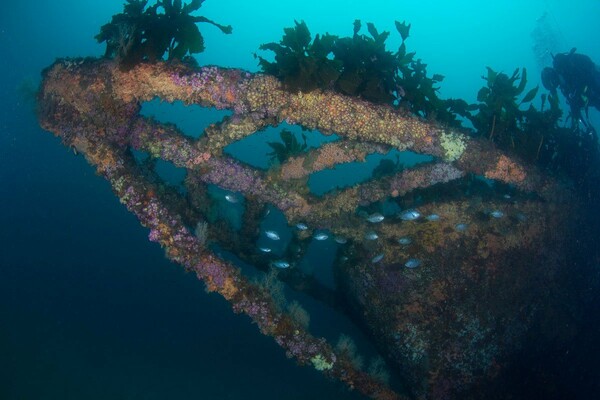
37, 58, 571, 399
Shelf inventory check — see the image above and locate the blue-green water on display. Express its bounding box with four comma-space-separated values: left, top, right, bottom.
1, 1, 600, 398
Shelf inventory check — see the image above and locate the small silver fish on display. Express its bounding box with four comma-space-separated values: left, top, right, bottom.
371, 253, 384, 263
259, 247, 272, 253
265, 230, 280, 240
365, 231, 379, 240
296, 223, 308, 230
405, 258, 421, 269
503, 194, 511, 199
400, 209, 421, 221
314, 232, 329, 241
490, 210, 504, 218
426, 214, 440, 222
366, 213, 385, 223
455, 223, 468, 232
397, 237, 412, 245
334, 236, 348, 244
224, 194, 238, 203
271, 260, 290, 269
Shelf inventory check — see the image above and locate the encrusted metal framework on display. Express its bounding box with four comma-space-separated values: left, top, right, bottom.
38, 58, 573, 399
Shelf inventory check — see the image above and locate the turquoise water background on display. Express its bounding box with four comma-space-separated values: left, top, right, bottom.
1, 1, 600, 398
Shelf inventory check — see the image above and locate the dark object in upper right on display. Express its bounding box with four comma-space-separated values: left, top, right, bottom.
542, 48, 600, 135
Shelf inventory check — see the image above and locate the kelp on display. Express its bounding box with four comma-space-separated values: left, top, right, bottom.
331, 20, 399, 103
96, 0, 232, 67
466, 66, 599, 183
468, 67, 544, 158
256, 21, 341, 93
258, 20, 472, 122
267, 129, 308, 164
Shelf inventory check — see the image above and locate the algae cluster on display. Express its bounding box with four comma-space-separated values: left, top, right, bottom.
96, 0, 231, 67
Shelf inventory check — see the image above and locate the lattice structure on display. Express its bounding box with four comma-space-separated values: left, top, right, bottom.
38, 58, 575, 399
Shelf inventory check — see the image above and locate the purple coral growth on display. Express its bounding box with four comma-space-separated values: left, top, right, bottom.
148, 228, 161, 242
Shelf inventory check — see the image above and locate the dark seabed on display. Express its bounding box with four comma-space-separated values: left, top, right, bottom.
2, 1, 600, 399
